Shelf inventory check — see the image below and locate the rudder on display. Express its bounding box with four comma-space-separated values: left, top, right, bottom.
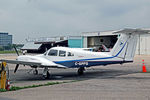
110, 33, 138, 61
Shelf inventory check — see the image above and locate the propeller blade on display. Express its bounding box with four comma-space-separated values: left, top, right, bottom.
13, 45, 19, 56
14, 64, 19, 73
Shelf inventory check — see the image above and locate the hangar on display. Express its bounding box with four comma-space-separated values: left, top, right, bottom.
21, 37, 68, 53
21, 28, 150, 55
82, 29, 150, 55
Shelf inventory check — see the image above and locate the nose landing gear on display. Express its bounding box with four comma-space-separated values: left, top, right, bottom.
43, 67, 50, 79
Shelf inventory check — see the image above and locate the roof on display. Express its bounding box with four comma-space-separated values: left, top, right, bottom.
34, 40, 67, 44
21, 42, 42, 50
82, 28, 150, 37
114, 28, 150, 34
82, 30, 118, 37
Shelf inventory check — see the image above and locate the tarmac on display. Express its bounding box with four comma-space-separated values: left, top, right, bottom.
0, 54, 150, 100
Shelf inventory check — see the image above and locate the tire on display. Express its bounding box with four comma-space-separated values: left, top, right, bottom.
78, 68, 84, 75
33, 70, 38, 75
43, 71, 50, 79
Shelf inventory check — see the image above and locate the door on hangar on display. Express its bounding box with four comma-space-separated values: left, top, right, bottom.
139, 34, 150, 55
87, 35, 117, 51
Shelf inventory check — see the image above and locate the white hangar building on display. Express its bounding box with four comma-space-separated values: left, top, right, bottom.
81, 28, 150, 55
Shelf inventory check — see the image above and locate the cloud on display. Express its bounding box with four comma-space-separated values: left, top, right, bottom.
0, 0, 150, 43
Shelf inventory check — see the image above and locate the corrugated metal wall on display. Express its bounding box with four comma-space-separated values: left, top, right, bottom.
136, 34, 150, 55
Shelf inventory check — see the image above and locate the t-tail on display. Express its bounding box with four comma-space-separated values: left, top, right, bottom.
110, 28, 150, 62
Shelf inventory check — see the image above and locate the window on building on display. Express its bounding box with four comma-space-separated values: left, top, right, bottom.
48, 49, 58, 56
59, 50, 66, 57
100, 39, 104, 42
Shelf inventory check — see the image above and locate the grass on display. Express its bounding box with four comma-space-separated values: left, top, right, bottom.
0, 80, 78, 92
0, 89, 7, 92
0, 50, 22, 54
0, 51, 17, 54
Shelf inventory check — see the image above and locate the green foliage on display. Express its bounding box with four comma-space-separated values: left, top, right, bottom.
9, 86, 23, 91
0, 51, 17, 54
0, 80, 78, 92
9, 82, 62, 91
0, 81, 75, 92
0, 46, 4, 51
1, 44, 14, 51
0, 89, 7, 92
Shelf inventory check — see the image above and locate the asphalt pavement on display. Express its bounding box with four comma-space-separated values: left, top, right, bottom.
0, 54, 150, 100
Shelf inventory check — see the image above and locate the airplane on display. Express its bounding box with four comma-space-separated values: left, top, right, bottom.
0, 28, 150, 79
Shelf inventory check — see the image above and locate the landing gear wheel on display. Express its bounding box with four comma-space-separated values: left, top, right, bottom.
43, 71, 50, 79
33, 69, 38, 75
78, 67, 85, 75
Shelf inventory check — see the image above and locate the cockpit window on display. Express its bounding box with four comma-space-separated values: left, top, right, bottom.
48, 50, 58, 56
68, 52, 74, 56
59, 50, 66, 57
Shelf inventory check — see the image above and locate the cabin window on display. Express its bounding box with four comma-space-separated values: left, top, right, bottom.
48, 50, 58, 56
59, 50, 66, 57
68, 52, 74, 56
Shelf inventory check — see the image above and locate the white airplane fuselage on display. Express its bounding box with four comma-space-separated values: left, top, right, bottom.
17, 43, 129, 69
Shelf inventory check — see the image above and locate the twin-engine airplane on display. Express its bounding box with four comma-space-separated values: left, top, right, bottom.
1, 29, 150, 79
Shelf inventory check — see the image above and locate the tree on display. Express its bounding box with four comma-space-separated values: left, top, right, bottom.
0, 46, 4, 51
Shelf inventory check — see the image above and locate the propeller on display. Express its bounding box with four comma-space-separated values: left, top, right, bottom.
14, 64, 19, 73
13, 44, 20, 73
13, 44, 19, 56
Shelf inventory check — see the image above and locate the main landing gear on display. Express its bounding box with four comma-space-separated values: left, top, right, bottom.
77, 67, 85, 75
28, 68, 38, 75
43, 67, 50, 79
33, 69, 38, 75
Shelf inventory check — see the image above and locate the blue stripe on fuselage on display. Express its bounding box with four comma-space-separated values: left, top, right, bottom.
54, 41, 127, 68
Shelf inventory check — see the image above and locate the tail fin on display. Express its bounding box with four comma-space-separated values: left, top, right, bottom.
110, 28, 150, 61
110, 33, 138, 61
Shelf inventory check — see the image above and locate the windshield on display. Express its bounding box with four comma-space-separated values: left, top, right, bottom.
48, 49, 58, 56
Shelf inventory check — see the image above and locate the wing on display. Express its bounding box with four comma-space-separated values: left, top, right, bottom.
0, 59, 66, 69
0, 59, 41, 66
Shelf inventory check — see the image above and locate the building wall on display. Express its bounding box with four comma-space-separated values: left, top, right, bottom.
83, 36, 87, 48
0, 33, 12, 46
68, 36, 83, 48
136, 34, 150, 55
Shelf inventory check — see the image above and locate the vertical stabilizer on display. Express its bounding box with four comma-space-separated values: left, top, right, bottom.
110, 30, 139, 61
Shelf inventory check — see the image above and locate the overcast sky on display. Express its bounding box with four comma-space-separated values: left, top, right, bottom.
0, 0, 150, 43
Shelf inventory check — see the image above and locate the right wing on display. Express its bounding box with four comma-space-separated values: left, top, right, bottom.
0, 59, 66, 69
0, 59, 41, 66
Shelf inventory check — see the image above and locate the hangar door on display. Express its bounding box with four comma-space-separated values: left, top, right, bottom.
87, 35, 117, 50
137, 34, 150, 55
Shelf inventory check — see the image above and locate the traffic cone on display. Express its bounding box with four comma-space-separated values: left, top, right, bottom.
6, 79, 10, 91
142, 65, 147, 73
142, 59, 147, 73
